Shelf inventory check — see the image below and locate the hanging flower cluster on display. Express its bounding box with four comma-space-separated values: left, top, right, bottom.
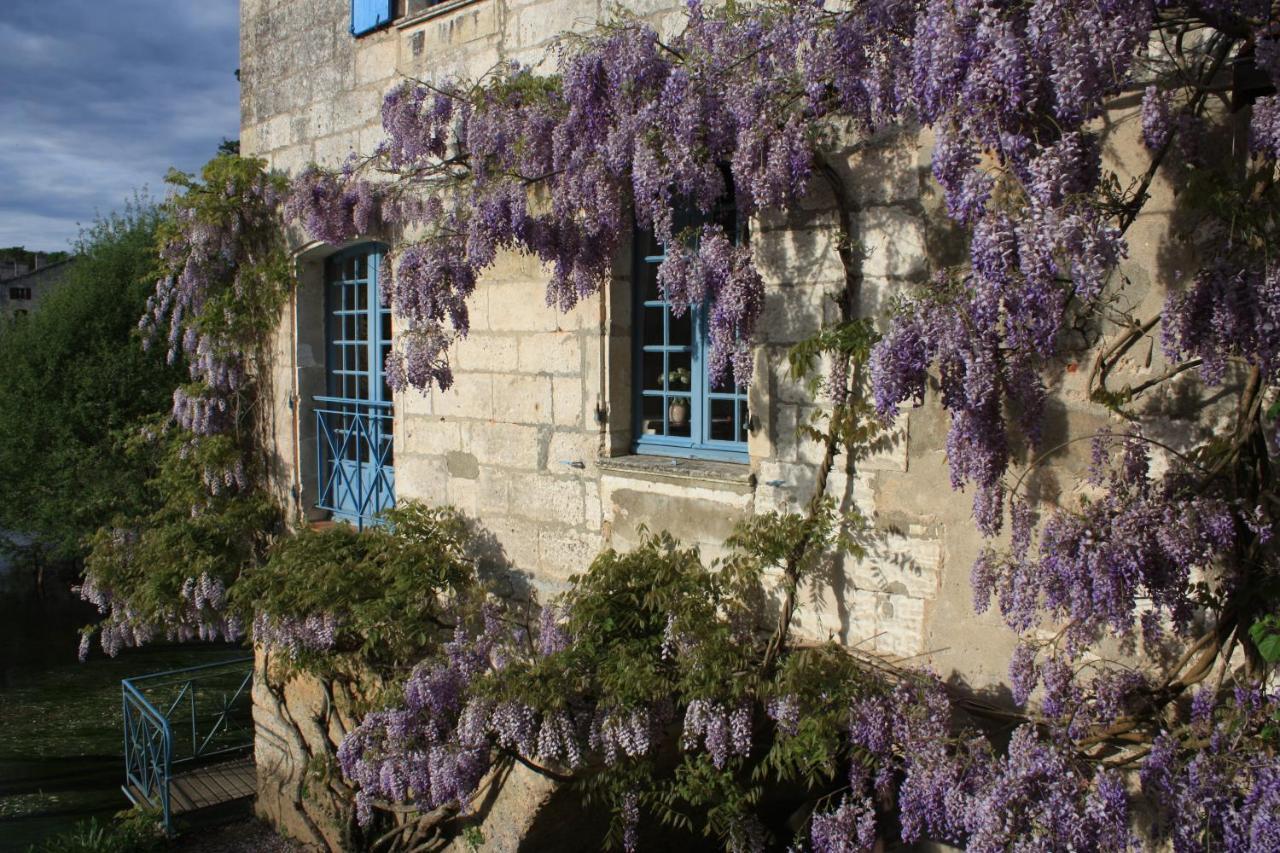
286, 1, 911, 392
145, 157, 291, 437
76, 565, 243, 661
973, 432, 1241, 653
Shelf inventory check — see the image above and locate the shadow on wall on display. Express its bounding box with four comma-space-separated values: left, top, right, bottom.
807, 426, 938, 651
466, 518, 537, 603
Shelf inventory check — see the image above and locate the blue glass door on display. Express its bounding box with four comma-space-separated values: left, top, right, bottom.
315, 245, 394, 526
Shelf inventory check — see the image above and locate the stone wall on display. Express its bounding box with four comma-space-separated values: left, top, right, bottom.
240, 0, 1200, 847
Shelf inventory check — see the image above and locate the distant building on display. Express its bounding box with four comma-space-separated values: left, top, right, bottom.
1, 260, 31, 280
1, 258, 75, 321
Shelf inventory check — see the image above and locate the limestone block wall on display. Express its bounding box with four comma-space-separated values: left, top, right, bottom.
240, 3, 1206, 845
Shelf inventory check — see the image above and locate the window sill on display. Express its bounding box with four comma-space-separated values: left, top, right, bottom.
597, 454, 755, 491
397, 0, 484, 30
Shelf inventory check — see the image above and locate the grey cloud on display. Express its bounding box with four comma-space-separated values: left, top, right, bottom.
0, 1, 239, 251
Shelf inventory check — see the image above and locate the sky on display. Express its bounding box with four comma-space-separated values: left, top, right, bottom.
0, 1, 240, 252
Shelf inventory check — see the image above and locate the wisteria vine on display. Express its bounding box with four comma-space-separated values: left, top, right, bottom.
76, 155, 290, 659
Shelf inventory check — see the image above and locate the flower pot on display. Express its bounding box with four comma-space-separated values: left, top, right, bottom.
669, 400, 689, 427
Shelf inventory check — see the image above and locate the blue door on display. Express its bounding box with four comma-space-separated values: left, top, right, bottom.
314, 245, 394, 527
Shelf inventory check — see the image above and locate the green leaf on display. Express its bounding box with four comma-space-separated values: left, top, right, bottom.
1248, 616, 1280, 663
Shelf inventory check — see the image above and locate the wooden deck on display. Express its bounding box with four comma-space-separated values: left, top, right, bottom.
168, 756, 255, 815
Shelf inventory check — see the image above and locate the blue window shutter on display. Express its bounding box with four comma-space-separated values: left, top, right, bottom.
351, 0, 393, 36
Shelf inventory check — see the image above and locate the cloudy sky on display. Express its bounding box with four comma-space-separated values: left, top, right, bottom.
0, 1, 239, 252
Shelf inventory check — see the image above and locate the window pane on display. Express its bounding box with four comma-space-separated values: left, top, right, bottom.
327, 311, 342, 351
668, 309, 692, 347
642, 352, 665, 392
643, 306, 664, 348
354, 254, 368, 279
709, 398, 737, 442
344, 256, 357, 280
355, 313, 369, 344
637, 264, 660, 301
667, 351, 691, 392
640, 395, 665, 436
707, 361, 743, 394
739, 400, 750, 443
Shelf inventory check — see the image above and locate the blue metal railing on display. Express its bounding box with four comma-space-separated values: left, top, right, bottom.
315, 396, 395, 529
121, 657, 254, 832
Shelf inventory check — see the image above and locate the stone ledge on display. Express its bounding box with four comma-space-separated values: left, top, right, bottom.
597, 453, 755, 491
397, 0, 486, 30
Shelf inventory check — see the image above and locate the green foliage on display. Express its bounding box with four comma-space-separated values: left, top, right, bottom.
0, 246, 70, 268
83, 421, 279, 637
157, 155, 293, 372
490, 531, 762, 714
1249, 615, 1280, 664
460, 826, 485, 851
27, 809, 164, 853
78, 155, 293, 655
482, 523, 872, 848
757, 647, 868, 788
0, 201, 182, 558
235, 503, 480, 677
787, 318, 886, 461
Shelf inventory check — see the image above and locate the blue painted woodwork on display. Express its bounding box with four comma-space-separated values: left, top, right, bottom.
121, 657, 254, 833
351, 0, 394, 36
315, 397, 395, 528
316, 245, 395, 527
632, 220, 749, 463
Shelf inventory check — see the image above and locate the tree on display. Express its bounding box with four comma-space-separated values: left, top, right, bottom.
0, 201, 181, 559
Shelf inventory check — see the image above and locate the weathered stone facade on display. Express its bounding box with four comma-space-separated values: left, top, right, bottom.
241, 0, 1195, 847
0, 258, 74, 321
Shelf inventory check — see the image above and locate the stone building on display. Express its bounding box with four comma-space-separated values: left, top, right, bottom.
0, 258, 74, 321
239, 0, 1190, 846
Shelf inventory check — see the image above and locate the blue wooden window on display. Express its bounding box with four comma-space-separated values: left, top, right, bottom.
315, 245, 395, 527
351, 0, 394, 36
633, 207, 750, 464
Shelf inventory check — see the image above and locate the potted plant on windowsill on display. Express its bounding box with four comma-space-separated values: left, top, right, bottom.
668, 395, 690, 427
666, 367, 692, 427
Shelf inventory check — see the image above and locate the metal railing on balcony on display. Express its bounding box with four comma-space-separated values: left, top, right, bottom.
121, 657, 254, 832
315, 396, 395, 528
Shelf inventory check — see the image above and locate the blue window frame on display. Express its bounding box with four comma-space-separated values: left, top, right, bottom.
632, 209, 750, 463
315, 245, 395, 527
